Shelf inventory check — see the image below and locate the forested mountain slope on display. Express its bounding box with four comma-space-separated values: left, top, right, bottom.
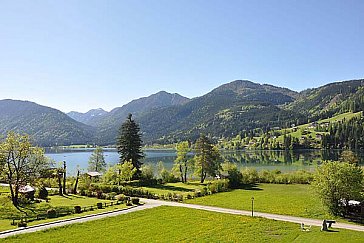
0, 99, 95, 146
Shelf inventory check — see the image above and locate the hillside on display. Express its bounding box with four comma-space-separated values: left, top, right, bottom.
0, 99, 95, 146
67, 108, 108, 126
91, 91, 189, 144
286, 79, 364, 123
1, 79, 364, 146
131, 80, 300, 144
219, 111, 363, 150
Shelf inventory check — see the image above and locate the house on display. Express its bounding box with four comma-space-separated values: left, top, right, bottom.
19, 185, 35, 200
86, 171, 102, 179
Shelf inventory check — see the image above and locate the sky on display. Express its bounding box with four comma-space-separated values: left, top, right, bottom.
0, 0, 364, 113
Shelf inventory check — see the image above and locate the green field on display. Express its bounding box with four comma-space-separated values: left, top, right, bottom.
1, 206, 363, 243
138, 182, 206, 196
187, 184, 333, 220
0, 190, 123, 232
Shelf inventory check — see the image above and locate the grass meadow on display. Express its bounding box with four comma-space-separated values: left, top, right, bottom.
1, 206, 363, 243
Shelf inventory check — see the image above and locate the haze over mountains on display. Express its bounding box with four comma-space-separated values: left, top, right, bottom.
0, 79, 363, 146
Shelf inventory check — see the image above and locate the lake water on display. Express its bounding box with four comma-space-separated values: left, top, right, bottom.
45, 148, 364, 176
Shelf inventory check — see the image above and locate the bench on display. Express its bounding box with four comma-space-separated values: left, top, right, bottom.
326, 220, 336, 228
321, 219, 336, 231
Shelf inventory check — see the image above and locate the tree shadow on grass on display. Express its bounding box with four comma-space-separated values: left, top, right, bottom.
239, 184, 263, 191
325, 229, 339, 233
147, 184, 194, 193
60, 194, 83, 200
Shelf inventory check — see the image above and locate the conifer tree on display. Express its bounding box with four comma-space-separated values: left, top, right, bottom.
117, 114, 144, 173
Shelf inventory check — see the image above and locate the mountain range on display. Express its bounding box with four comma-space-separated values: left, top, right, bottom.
0, 79, 363, 146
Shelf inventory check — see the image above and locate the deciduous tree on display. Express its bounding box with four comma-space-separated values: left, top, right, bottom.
194, 134, 222, 183
88, 146, 106, 172
174, 141, 191, 183
0, 132, 50, 208
312, 161, 363, 215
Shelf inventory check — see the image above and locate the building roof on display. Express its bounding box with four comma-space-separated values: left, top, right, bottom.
86, 171, 102, 177
19, 185, 35, 193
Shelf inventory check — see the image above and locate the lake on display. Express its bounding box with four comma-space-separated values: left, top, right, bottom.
45, 148, 364, 176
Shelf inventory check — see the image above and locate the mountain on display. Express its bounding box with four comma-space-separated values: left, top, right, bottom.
67, 108, 108, 126
0, 99, 95, 146
1, 79, 364, 146
285, 79, 364, 122
94, 91, 190, 144
131, 80, 299, 144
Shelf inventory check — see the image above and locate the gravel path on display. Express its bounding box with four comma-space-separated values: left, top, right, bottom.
1, 198, 363, 239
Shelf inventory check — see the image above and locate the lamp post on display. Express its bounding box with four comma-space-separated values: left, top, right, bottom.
251, 196, 254, 217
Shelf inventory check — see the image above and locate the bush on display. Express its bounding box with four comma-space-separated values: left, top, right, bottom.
37, 186, 49, 200
160, 169, 178, 183
208, 179, 229, 193
131, 197, 140, 205
47, 209, 57, 218
105, 192, 117, 200
17, 221, 27, 227
74, 206, 82, 213
96, 191, 105, 199
99, 184, 112, 193
241, 168, 259, 184
222, 162, 242, 188
194, 190, 202, 198
116, 194, 126, 202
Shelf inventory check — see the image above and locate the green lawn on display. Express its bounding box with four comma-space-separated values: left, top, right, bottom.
0, 192, 122, 232
187, 184, 333, 220
138, 181, 206, 196
1, 206, 363, 243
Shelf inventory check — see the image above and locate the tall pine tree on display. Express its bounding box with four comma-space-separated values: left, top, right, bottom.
117, 114, 144, 173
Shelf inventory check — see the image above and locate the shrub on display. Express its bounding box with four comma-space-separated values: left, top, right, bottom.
37, 186, 48, 200
208, 179, 229, 193
106, 192, 117, 200
17, 221, 27, 227
47, 209, 57, 218
99, 185, 112, 193
173, 194, 183, 202
74, 206, 82, 213
208, 183, 217, 194
241, 168, 259, 184
222, 162, 242, 188
131, 197, 140, 205
96, 191, 105, 199
161, 169, 178, 183
194, 190, 202, 198
201, 187, 208, 196
116, 194, 126, 202
80, 189, 86, 196
186, 194, 193, 199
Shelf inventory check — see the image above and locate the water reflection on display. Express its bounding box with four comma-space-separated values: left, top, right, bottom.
44, 148, 364, 175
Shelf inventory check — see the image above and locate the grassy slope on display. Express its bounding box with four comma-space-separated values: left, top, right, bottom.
1, 206, 363, 243
275, 111, 362, 143
187, 184, 332, 220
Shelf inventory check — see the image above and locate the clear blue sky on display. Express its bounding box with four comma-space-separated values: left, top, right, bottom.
1, 0, 363, 112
